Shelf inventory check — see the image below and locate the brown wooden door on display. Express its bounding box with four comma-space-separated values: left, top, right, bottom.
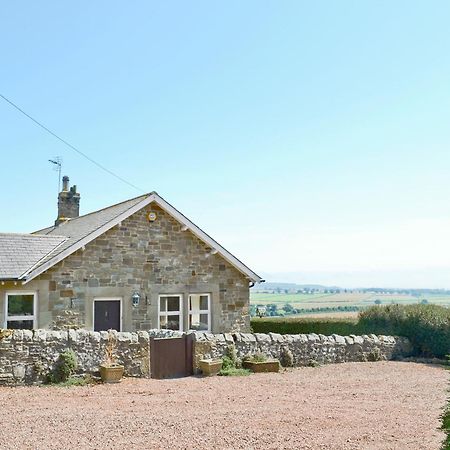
94, 300, 121, 331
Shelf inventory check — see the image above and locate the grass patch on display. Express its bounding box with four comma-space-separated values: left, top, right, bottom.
442, 358, 450, 450
219, 367, 251, 377
443, 402, 450, 450
47, 375, 96, 387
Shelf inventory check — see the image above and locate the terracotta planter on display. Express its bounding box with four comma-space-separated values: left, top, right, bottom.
242, 360, 280, 373
199, 359, 223, 376
99, 364, 124, 383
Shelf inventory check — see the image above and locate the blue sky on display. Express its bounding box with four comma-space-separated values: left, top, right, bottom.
2, 1, 450, 287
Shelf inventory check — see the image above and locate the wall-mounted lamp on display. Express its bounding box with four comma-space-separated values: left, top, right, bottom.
132, 292, 141, 307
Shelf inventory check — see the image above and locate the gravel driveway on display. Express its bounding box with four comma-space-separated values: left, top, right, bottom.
0, 361, 447, 449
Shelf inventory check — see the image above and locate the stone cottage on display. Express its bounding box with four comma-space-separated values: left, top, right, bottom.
0, 177, 262, 333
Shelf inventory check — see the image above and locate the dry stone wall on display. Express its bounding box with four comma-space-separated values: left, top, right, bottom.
0, 329, 412, 385
192, 332, 412, 370
0, 329, 150, 385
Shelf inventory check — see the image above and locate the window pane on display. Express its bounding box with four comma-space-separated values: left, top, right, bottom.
189, 294, 209, 311
8, 295, 34, 316
200, 314, 209, 329
189, 295, 199, 311
200, 295, 209, 310
166, 315, 180, 331
7, 320, 33, 330
159, 297, 166, 312
167, 296, 180, 312
160, 315, 180, 331
189, 313, 209, 331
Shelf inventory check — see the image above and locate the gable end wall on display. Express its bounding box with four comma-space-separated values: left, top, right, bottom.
33, 205, 250, 332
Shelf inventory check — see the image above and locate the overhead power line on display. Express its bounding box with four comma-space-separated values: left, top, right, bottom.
0, 93, 145, 193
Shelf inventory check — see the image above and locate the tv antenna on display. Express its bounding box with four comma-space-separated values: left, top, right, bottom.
48, 157, 62, 193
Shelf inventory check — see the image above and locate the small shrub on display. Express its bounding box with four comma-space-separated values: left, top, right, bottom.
219, 345, 251, 376
244, 352, 267, 363
49, 349, 77, 383
252, 352, 267, 363
307, 359, 320, 367
221, 356, 235, 371
280, 347, 294, 367
225, 344, 238, 367
53, 375, 95, 387
366, 347, 383, 362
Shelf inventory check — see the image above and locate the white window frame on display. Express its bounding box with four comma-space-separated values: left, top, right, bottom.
188, 293, 211, 332
158, 294, 183, 331
4, 291, 37, 329
93, 297, 123, 332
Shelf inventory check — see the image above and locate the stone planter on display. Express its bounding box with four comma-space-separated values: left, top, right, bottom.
199, 359, 223, 376
242, 359, 280, 373
99, 364, 124, 383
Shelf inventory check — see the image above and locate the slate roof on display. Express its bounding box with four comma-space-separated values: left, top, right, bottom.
0, 233, 67, 280
2, 191, 262, 283
33, 194, 149, 267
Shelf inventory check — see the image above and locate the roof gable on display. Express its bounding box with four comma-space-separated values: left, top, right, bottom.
33, 194, 148, 265
26, 192, 262, 283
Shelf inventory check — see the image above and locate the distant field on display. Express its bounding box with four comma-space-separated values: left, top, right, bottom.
289, 311, 359, 319
250, 292, 450, 314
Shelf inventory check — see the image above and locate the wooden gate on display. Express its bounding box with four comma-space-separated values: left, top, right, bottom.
150, 334, 193, 379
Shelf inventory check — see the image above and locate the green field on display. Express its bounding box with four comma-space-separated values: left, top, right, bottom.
250, 291, 450, 315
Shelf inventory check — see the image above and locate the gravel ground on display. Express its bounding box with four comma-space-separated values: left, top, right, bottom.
0, 361, 447, 450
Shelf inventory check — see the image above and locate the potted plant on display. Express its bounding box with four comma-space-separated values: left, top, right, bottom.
199, 358, 223, 376
99, 330, 124, 383
242, 352, 280, 373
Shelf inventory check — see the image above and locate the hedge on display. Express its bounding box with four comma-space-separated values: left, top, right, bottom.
251, 317, 363, 336
251, 304, 450, 359
358, 304, 450, 358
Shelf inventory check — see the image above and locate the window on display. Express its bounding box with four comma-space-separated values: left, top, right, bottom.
188, 293, 210, 331
5, 292, 36, 329
158, 295, 182, 331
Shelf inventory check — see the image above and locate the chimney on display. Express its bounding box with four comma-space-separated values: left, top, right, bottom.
55, 176, 80, 226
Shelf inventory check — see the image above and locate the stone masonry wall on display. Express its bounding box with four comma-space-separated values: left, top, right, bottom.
35, 204, 250, 332
0, 329, 150, 385
192, 332, 412, 371
0, 329, 412, 385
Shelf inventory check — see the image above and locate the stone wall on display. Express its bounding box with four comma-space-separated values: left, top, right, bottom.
0, 329, 412, 386
192, 332, 412, 370
17, 204, 250, 332
0, 329, 150, 385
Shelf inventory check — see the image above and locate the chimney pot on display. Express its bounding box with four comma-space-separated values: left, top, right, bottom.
55, 175, 80, 226
62, 176, 69, 191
